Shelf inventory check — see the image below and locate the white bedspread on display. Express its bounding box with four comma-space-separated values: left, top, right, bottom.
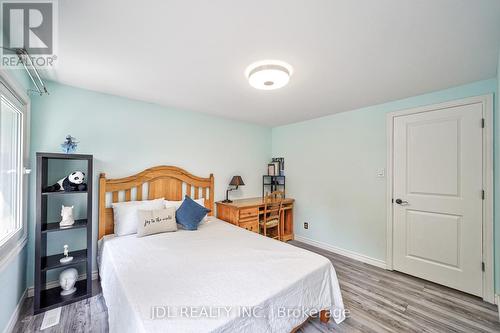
99, 218, 345, 333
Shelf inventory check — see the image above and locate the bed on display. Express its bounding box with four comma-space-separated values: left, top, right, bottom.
98, 166, 345, 333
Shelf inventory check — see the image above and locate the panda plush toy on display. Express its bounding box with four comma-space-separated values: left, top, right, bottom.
44, 171, 87, 192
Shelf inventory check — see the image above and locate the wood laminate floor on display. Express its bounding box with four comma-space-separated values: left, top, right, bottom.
14, 241, 500, 332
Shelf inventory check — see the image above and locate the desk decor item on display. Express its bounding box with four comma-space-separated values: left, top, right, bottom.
60, 206, 75, 227
59, 268, 78, 296
272, 157, 285, 176
61, 135, 78, 154
272, 161, 280, 176
222, 176, 245, 203
59, 244, 74, 264
267, 164, 276, 176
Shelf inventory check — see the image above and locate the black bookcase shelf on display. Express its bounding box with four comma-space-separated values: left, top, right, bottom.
35, 152, 93, 314
42, 190, 88, 196
41, 249, 88, 271
42, 219, 88, 233
262, 175, 286, 197
39, 280, 89, 312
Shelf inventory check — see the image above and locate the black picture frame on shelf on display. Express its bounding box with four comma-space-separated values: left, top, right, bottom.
34, 152, 93, 314
272, 161, 280, 175
272, 157, 285, 176
267, 163, 276, 176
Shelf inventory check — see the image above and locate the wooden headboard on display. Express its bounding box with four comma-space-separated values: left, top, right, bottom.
98, 166, 214, 239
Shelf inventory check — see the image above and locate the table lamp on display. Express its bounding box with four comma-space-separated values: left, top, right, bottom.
222, 176, 245, 203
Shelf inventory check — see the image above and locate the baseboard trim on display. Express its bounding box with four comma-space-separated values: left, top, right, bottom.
3, 288, 27, 333
27, 270, 99, 298
294, 235, 388, 269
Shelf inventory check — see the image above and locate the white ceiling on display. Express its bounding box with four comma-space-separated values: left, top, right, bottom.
45, 0, 500, 126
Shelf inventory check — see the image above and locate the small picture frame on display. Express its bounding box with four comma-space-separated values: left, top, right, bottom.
267, 163, 276, 176
273, 161, 280, 175
272, 157, 285, 176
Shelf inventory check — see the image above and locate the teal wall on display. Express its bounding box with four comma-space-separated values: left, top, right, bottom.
26, 81, 272, 287
0, 247, 28, 332
272, 79, 499, 291
0, 68, 30, 333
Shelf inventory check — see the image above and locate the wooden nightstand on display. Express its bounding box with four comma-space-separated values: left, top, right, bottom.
216, 197, 294, 241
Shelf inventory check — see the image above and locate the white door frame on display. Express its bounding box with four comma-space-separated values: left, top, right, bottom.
386, 94, 494, 303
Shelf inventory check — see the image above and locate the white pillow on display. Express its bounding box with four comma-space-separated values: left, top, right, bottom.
165, 198, 209, 222
137, 207, 177, 237
112, 198, 165, 236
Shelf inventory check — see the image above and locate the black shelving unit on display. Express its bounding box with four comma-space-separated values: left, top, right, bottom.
262, 175, 285, 197
34, 152, 93, 314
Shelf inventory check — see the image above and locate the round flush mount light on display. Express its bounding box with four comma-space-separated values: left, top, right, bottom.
245, 60, 293, 90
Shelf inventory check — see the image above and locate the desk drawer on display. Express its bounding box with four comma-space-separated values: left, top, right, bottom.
239, 215, 258, 224
239, 207, 259, 219
240, 221, 259, 233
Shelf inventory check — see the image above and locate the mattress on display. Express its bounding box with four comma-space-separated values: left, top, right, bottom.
98, 217, 345, 333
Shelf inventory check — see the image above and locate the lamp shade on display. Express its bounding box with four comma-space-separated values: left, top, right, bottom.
229, 176, 245, 186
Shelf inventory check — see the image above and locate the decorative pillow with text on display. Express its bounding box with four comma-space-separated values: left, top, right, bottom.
137, 207, 177, 237
112, 198, 165, 236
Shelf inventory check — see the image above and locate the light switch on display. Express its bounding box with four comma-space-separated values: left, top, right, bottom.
377, 168, 385, 178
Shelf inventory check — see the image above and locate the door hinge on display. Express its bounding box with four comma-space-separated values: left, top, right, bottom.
481, 118, 485, 128
482, 262, 485, 272
482, 190, 485, 200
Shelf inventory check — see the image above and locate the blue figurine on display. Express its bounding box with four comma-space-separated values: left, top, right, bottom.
61, 135, 78, 154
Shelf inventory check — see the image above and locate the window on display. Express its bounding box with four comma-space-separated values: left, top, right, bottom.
0, 95, 22, 244
0, 75, 28, 261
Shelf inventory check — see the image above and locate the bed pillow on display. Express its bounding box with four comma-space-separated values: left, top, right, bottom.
165, 198, 209, 222
112, 198, 165, 236
175, 195, 211, 230
137, 207, 177, 237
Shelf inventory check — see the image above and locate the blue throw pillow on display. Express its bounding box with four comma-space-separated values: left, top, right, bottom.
176, 195, 211, 230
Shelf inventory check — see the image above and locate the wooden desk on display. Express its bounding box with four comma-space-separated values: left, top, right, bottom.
216, 197, 294, 241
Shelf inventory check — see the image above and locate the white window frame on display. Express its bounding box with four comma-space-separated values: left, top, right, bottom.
0, 69, 30, 271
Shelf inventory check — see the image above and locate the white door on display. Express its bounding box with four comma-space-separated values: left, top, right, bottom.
392, 102, 483, 296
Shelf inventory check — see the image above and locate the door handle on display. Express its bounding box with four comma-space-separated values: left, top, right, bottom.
395, 199, 409, 205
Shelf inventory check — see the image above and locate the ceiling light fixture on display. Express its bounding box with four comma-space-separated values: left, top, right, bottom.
245, 60, 293, 90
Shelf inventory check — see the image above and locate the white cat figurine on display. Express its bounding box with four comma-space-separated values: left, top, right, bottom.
60, 205, 75, 227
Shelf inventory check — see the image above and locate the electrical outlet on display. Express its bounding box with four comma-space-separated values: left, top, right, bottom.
304, 222, 309, 229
